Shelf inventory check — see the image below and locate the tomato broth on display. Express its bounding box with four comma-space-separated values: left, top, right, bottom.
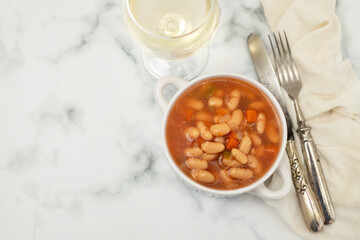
166, 76, 282, 190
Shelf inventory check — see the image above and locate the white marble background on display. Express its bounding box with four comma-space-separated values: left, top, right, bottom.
1, 0, 359, 239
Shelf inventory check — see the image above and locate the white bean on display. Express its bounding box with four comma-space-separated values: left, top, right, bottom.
248, 101, 267, 110
247, 155, 262, 175
257, 120, 265, 134
226, 109, 243, 131
184, 147, 203, 157
186, 158, 208, 170
192, 170, 216, 183
227, 97, 240, 111
256, 113, 266, 134
214, 137, 225, 144
214, 114, 231, 123
239, 136, 252, 154
231, 148, 248, 164
187, 99, 204, 110
227, 90, 241, 111
201, 153, 218, 161
197, 121, 213, 141
201, 142, 225, 154
219, 169, 234, 185
267, 124, 280, 143
249, 132, 262, 146
208, 97, 223, 108
210, 123, 231, 137
228, 168, 253, 179
222, 157, 241, 167
231, 89, 241, 98
184, 127, 200, 140
195, 111, 212, 122
257, 112, 266, 121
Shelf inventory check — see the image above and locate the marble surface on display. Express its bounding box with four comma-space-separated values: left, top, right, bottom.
1, 0, 359, 239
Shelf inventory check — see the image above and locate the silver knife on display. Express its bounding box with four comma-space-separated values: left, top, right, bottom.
247, 33, 324, 232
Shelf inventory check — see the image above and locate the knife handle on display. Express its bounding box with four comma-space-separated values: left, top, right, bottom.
297, 124, 336, 224
286, 139, 324, 232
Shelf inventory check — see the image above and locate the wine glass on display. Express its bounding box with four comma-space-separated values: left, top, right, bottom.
122, 0, 220, 80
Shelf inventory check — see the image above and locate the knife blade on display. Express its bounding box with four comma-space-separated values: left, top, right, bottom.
247, 33, 325, 232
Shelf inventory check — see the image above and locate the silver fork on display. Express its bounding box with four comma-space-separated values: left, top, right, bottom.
269, 31, 335, 224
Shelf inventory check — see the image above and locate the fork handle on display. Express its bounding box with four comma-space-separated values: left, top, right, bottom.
286, 139, 324, 232
296, 112, 336, 224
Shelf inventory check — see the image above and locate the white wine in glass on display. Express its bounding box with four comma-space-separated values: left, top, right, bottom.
122, 0, 220, 79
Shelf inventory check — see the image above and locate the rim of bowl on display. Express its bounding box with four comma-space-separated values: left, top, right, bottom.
162, 73, 287, 196
124, 0, 218, 40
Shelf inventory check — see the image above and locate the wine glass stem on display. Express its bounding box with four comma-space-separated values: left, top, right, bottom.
141, 46, 209, 80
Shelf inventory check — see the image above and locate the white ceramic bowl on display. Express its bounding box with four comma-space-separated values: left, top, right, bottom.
154, 73, 291, 199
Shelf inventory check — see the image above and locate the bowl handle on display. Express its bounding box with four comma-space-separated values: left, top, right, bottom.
154, 76, 189, 113
250, 158, 291, 200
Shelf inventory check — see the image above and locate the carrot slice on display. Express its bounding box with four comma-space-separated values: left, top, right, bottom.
226, 138, 240, 150
185, 109, 194, 121
226, 132, 237, 140
216, 107, 230, 116
265, 145, 278, 154
246, 109, 257, 123
195, 137, 206, 146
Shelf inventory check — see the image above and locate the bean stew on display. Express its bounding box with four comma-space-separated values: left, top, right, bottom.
166, 77, 283, 190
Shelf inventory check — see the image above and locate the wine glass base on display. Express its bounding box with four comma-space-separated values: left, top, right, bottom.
141, 47, 209, 80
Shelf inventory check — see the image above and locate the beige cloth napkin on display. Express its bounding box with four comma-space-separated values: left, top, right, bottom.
261, 0, 360, 239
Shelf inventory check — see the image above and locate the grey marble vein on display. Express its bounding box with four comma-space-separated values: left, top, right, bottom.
42, 1, 118, 63
113, 34, 138, 63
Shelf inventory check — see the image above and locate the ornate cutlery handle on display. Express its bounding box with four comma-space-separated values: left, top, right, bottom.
294, 99, 335, 224
286, 139, 324, 232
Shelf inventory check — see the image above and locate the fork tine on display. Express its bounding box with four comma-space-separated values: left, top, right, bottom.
268, 34, 282, 84
284, 31, 292, 58
268, 34, 282, 85
278, 31, 294, 85
284, 31, 301, 86
273, 32, 287, 87
269, 31, 302, 99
